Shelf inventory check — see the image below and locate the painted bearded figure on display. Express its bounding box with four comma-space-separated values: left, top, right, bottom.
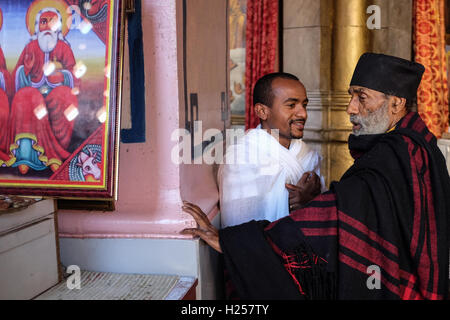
0, 8, 12, 167
9, 6, 79, 174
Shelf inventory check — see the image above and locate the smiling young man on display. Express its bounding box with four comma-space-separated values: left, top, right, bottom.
217, 72, 325, 228
182, 53, 450, 300
255, 76, 309, 149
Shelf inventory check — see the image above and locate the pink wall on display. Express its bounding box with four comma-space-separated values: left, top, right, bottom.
57, 0, 219, 239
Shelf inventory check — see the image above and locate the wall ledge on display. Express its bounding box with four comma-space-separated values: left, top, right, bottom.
57, 204, 219, 239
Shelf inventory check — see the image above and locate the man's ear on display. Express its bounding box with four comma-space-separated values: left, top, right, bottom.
391, 96, 406, 114
254, 103, 270, 121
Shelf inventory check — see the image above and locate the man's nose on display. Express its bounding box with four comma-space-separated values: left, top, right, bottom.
346, 96, 359, 115
295, 105, 307, 119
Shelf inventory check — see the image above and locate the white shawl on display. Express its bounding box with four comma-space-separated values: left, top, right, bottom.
218, 127, 326, 228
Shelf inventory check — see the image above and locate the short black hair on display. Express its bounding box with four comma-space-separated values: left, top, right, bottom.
253, 72, 300, 107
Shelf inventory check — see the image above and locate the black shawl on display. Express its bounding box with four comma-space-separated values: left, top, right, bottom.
219, 112, 450, 300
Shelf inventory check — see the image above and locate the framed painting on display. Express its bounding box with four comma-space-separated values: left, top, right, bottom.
0, 0, 124, 200
229, 0, 246, 127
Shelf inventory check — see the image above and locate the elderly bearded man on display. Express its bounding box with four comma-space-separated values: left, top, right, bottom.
182, 53, 450, 300
9, 7, 78, 174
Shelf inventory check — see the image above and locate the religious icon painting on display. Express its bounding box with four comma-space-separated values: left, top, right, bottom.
0, 0, 124, 200
229, 0, 246, 126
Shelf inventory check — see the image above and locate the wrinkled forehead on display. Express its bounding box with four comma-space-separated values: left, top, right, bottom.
348, 85, 385, 97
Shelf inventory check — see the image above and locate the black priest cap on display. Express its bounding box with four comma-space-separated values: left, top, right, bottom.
350, 52, 425, 101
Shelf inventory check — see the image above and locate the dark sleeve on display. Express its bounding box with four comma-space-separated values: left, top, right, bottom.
218, 220, 304, 300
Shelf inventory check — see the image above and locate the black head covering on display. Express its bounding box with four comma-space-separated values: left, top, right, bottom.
350, 53, 425, 100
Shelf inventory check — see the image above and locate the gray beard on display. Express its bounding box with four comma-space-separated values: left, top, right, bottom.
350, 100, 391, 136
38, 31, 58, 53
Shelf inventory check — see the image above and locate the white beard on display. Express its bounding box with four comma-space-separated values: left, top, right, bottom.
350, 100, 391, 136
37, 31, 58, 53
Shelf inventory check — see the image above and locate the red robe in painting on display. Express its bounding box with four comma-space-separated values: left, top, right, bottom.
9, 39, 79, 171
0, 46, 11, 165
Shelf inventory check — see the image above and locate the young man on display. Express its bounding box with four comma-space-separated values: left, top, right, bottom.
219, 72, 325, 227
182, 53, 450, 300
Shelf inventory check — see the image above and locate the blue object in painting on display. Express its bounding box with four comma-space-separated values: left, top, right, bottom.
121, 0, 146, 143
12, 138, 47, 171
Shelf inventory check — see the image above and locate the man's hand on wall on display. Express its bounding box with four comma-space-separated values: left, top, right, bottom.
180, 201, 222, 253
286, 171, 321, 212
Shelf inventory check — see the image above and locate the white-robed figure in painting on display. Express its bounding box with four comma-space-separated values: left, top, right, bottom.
9, 1, 79, 175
